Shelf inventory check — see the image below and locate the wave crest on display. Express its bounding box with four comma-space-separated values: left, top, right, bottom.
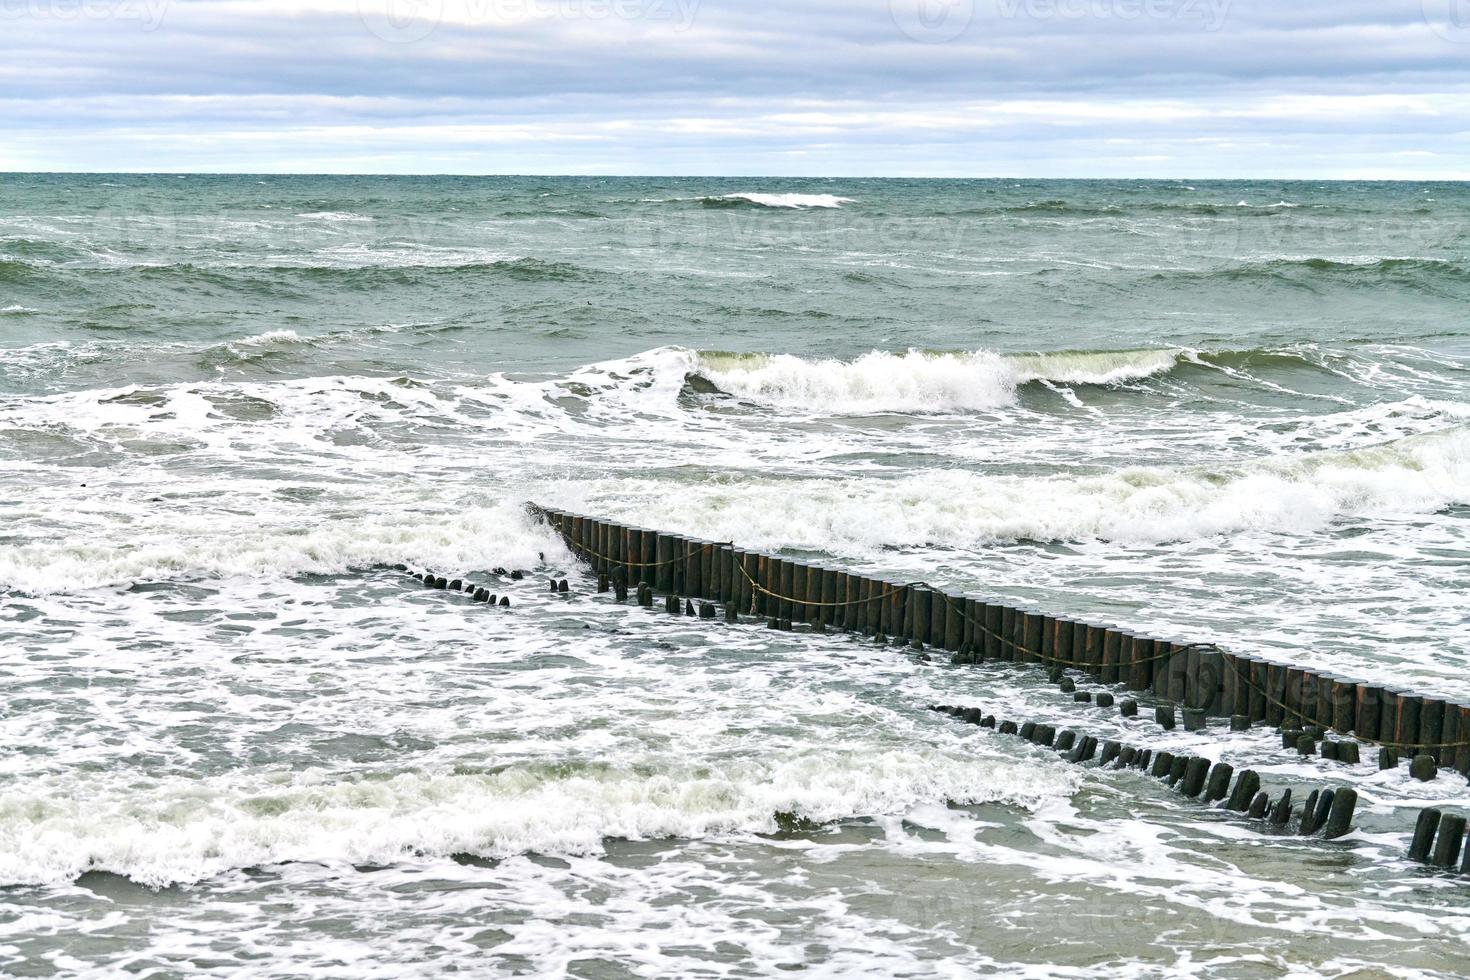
0, 750, 1065, 886
701, 193, 854, 210
601, 422, 1470, 549
685, 347, 1181, 413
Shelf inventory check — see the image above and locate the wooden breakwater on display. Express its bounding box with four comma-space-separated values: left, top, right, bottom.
930, 702, 1359, 840
526, 504, 1470, 782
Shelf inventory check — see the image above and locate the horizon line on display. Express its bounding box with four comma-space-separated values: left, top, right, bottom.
4, 171, 1467, 182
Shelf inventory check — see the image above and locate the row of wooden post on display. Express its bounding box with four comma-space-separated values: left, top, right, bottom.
529, 505, 1470, 769
932, 703, 1358, 839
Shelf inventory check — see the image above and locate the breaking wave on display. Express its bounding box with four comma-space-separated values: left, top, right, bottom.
681, 347, 1184, 413
0, 751, 1065, 887
700, 193, 854, 210
584, 423, 1470, 548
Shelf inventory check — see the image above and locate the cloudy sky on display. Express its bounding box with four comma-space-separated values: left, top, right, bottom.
3, 0, 1470, 175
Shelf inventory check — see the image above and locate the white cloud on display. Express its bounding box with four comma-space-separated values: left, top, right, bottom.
2, 0, 1470, 173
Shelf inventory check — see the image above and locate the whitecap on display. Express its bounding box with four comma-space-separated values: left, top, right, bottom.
721, 193, 854, 209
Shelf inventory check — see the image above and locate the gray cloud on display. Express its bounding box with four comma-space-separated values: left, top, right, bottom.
2, 0, 1469, 174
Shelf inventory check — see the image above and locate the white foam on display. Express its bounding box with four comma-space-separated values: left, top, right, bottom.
581, 424, 1470, 549
0, 749, 1063, 888
690, 347, 1181, 414
232, 329, 304, 348
295, 212, 373, 223
0, 497, 561, 595
721, 193, 854, 209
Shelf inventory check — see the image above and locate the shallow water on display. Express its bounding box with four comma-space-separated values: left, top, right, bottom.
2, 175, 1469, 977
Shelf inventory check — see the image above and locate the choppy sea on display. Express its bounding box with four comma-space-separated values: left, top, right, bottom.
2, 175, 1468, 977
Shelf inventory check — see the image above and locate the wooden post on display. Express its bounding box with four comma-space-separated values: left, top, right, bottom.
819, 566, 838, 629
1025, 609, 1045, 665
1128, 635, 1153, 692
944, 594, 963, 652
1219, 652, 1239, 717
895, 585, 913, 643
910, 587, 931, 645
866, 576, 883, 635
699, 540, 715, 601
1101, 629, 1122, 684
789, 562, 809, 624
1454, 705, 1470, 776
653, 534, 672, 593
930, 590, 947, 649
1083, 624, 1105, 677
779, 559, 796, 623
1312, 672, 1334, 735
1431, 813, 1466, 868
1246, 657, 1268, 723
1265, 661, 1287, 728
1283, 667, 1306, 730
1226, 770, 1260, 812
1399, 694, 1423, 756
985, 601, 1003, 660
623, 526, 639, 584
1169, 642, 1190, 703
640, 528, 657, 590
1331, 678, 1357, 737
1204, 762, 1234, 802
837, 572, 854, 631
852, 574, 869, 633
1409, 808, 1442, 863
1181, 757, 1210, 797
1054, 619, 1073, 668
682, 539, 700, 599
1420, 695, 1445, 766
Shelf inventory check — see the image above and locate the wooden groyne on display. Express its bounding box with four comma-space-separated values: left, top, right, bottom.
528, 504, 1470, 869
529, 505, 1469, 771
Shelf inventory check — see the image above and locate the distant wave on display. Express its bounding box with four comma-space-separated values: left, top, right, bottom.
1210, 256, 1467, 289
233, 329, 305, 347
0, 258, 40, 283
962, 199, 1319, 218
294, 211, 373, 223
668, 343, 1458, 413
679, 347, 1184, 413
700, 193, 854, 210
0, 253, 593, 286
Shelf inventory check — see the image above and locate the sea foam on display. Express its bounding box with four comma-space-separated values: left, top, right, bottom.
578, 423, 1470, 549
0, 750, 1066, 887
685, 347, 1181, 413
718, 193, 854, 209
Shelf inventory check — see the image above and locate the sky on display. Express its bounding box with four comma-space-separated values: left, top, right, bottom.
2, 0, 1470, 176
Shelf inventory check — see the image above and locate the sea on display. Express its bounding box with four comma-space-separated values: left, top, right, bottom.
1, 174, 1468, 978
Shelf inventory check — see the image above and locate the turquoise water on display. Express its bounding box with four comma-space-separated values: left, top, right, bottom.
2, 175, 1469, 977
